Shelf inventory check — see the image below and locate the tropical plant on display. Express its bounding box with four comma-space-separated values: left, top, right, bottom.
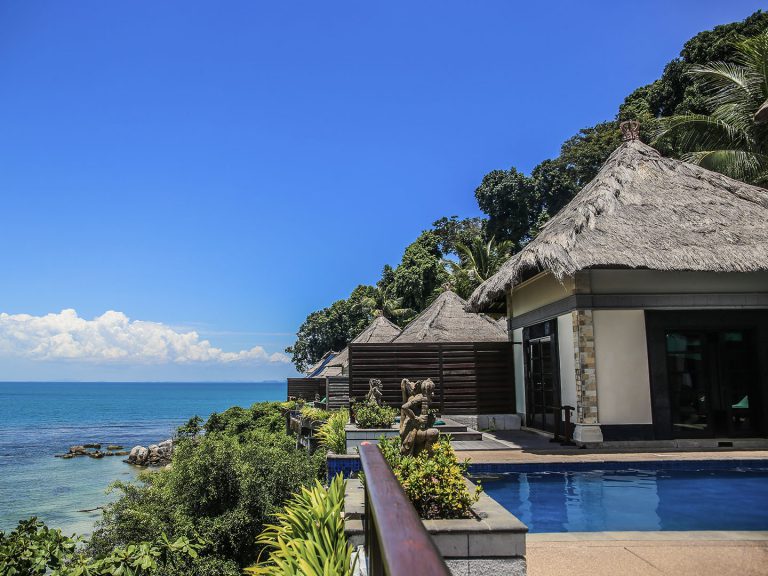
244, 475, 353, 576
175, 415, 204, 440
353, 401, 397, 429
356, 287, 414, 324
88, 402, 325, 575
446, 235, 513, 298
655, 31, 768, 185
376, 437, 481, 520
0, 517, 204, 576
0, 518, 77, 576
316, 409, 349, 454
299, 406, 330, 423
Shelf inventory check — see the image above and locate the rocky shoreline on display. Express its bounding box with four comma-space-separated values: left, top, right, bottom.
56, 439, 174, 467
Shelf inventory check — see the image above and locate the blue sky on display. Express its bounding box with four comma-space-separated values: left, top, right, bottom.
0, 1, 763, 381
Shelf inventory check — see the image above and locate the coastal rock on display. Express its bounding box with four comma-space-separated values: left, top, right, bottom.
68, 445, 88, 455
107, 444, 123, 450
87, 451, 105, 459
126, 440, 173, 467
83, 443, 101, 449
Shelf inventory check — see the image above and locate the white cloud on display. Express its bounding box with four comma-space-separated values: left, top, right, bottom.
0, 309, 289, 365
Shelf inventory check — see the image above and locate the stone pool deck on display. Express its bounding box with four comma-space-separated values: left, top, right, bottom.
454, 429, 768, 464
527, 532, 768, 576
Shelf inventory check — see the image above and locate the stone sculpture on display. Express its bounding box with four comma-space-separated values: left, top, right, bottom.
399, 378, 439, 456
364, 378, 384, 406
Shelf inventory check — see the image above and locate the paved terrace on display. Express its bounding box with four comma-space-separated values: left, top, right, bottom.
454, 430, 768, 576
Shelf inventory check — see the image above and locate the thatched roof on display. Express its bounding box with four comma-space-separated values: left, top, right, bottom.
393, 291, 508, 343
316, 316, 402, 375
468, 139, 768, 311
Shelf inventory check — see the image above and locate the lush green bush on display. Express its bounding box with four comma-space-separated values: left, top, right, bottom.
377, 437, 481, 519
299, 406, 330, 423
87, 402, 325, 575
0, 517, 203, 576
316, 409, 349, 454
244, 474, 354, 576
353, 401, 397, 429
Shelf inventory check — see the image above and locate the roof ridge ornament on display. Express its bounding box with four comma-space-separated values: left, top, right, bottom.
620, 120, 641, 141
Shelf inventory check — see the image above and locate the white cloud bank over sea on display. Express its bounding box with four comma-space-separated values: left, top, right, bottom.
0, 309, 290, 365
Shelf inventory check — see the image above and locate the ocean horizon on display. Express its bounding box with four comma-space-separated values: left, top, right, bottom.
0, 380, 286, 535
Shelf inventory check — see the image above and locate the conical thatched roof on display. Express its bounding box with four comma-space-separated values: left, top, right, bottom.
393, 291, 508, 343
316, 316, 402, 375
469, 139, 768, 311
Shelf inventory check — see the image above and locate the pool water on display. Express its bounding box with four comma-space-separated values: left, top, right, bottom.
480, 467, 768, 533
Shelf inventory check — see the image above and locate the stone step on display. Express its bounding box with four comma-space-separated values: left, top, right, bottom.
435, 424, 468, 433
442, 430, 483, 441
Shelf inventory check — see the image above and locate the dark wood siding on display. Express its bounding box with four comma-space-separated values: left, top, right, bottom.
287, 378, 326, 401
348, 342, 514, 415
326, 377, 350, 411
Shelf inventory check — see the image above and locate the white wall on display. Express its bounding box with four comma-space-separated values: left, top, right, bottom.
557, 313, 577, 409
593, 310, 653, 424
512, 327, 525, 416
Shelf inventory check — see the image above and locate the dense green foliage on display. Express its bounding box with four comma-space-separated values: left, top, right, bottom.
85, 402, 325, 576
316, 409, 349, 454
0, 517, 203, 576
244, 475, 353, 576
376, 437, 481, 520
353, 400, 397, 429
656, 31, 768, 184
286, 11, 768, 371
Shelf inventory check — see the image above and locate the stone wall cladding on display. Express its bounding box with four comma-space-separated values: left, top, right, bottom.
572, 309, 598, 424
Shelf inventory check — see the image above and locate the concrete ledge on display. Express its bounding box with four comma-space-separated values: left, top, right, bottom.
344, 479, 527, 559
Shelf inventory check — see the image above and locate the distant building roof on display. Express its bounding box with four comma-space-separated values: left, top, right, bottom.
393, 291, 508, 343
305, 350, 338, 378
314, 316, 402, 376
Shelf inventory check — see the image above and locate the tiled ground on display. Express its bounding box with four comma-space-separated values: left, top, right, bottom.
526, 533, 768, 576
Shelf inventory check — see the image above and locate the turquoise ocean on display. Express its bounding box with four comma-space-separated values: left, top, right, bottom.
0, 381, 285, 536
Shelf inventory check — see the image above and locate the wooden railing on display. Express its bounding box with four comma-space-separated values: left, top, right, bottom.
358, 442, 451, 576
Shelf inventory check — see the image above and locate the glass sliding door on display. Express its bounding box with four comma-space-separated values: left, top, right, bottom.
664, 328, 759, 438
666, 331, 710, 437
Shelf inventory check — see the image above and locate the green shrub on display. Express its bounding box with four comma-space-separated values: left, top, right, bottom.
377, 437, 481, 519
244, 474, 353, 576
316, 409, 348, 454
0, 517, 203, 576
353, 402, 396, 429
88, 402, 325, 574
299, 406, 331, 423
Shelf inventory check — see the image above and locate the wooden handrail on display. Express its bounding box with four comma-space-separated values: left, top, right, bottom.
358, 442, 451, 576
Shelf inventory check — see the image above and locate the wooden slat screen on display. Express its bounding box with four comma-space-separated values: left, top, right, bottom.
326, 377, 349, 411
287, 378, 326, 401
348, 342, 514, 415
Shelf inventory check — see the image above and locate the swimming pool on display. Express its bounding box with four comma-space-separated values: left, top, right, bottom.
479, 465, 768, 533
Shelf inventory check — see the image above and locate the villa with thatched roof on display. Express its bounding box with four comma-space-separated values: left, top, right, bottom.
468, 123, 768, 443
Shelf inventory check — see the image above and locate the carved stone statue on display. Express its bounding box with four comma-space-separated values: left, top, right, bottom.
399, 378, 439, 457
364, 378, 384, 406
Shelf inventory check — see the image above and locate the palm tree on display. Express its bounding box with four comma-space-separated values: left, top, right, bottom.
445, 236, 513, 299
358, 288, 414, 324
655, 31, 768, 185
